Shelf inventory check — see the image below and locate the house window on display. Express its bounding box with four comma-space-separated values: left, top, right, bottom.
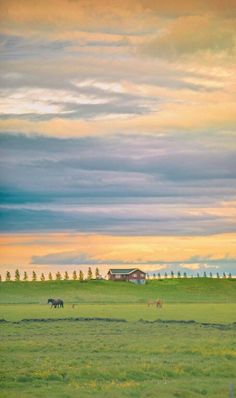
115, 274, 121, 278
133, 273, 137, 277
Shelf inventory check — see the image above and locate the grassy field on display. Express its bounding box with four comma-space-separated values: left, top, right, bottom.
0, 279, 236, 397
1, 320, 236, 398
0, 278, 236, 304
0, 303, 236, 323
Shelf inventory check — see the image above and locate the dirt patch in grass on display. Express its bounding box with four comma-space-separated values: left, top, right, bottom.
1, 316, 236, 330
138, 318, 236, 330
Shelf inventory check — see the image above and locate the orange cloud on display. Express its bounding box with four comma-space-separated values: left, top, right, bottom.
1, 98, 235, 137
142, 15, 236, 59
0, 232, 236, 275
1, 0, 236, 37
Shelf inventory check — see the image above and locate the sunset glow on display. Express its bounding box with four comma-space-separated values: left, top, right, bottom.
0, 0, 236, 276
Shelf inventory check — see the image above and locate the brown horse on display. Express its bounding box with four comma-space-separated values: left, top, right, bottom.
147, 299, 162, 308
147, 300, 155, 307
156, 299, 162, 308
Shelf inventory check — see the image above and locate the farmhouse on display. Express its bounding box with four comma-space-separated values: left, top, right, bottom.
107, 268, 146, 284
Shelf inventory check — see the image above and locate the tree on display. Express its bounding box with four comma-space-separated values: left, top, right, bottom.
164, 272, 168, 279
64, 271, 69, 280
48, 272, 53, 281
32, 270, 37, 281
95, 267, 100, 279
216, 272, 220, 279
72, 270, 77, 280
23, 271, 28, 281
223, 272, 226, 279
228, 273, 232, 279
79, 270, 84, 282
197, 273, 200, 278
183, 272, 187, 278
0, 274, 2, 282
203, 271, 207, 278
40, 273, 45, 281
6, 271, 11, 281
209, 272, 213, 278
15, 269, 20, 281
171, 271, 174, 278
56, 271, 62, 281
87, 267, 93, 280
158, 273, 161, 279
177, 271, 181, 278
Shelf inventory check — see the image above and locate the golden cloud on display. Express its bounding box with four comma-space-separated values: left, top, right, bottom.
0, 98, 235, 138
0, 232, 236, 273
142, 15, 236, 59
1, 0, 236, 36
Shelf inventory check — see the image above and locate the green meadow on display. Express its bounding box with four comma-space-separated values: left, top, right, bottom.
1, 278, 236, 304
0, 279, 236, 397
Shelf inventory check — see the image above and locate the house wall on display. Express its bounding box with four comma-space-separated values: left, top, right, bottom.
108, 273, 128, 281
127, 270, 146, 281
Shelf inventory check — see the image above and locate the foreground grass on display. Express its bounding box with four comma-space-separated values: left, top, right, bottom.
0, 303, 236, 323
1, 279, 235, 397
0, 320, 235, 398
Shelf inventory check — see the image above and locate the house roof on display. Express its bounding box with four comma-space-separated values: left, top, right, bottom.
108, 268, 146, 275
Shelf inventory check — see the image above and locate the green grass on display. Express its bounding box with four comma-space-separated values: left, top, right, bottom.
0, 320, 235, 398
1, 278, 236, 304
0, 279, 236, 397
0, 303, 236, 323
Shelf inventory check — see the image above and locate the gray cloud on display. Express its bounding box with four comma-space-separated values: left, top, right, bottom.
31, 250, 236, 275
0, 132, 236, 235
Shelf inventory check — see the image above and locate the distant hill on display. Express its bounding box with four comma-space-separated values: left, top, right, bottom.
0, 278, 235, 304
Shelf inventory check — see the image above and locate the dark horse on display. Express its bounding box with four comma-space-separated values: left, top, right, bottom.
48, 298, 64, 308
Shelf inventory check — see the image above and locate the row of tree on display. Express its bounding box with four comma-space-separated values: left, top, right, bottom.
0, 268, 233, 281
0, 267, 100, 282
149, 271, 232, 279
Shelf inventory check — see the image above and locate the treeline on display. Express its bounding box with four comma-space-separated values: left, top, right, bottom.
0, 267, 101, 282
148, 271, 233, 279
0, 269, 233, 282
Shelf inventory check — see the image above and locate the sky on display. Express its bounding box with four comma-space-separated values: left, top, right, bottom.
0, 0, 236, 277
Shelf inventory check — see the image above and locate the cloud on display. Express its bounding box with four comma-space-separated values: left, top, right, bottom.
0, 132, 236, 235
30, 250, 236, 276
31, 251, 102, 265
31, 251, 168, 266
142, 16, 236, 59
0, 231, 235, 275
1, 0, 236, 36
0, 83, 156, 120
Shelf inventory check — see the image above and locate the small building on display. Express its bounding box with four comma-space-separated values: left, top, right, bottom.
107, 268, 146, 284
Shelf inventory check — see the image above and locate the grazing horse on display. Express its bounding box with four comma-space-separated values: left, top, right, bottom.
156, 299, 162, 308
147, 299, 162, 308
47, 298, 64, 308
